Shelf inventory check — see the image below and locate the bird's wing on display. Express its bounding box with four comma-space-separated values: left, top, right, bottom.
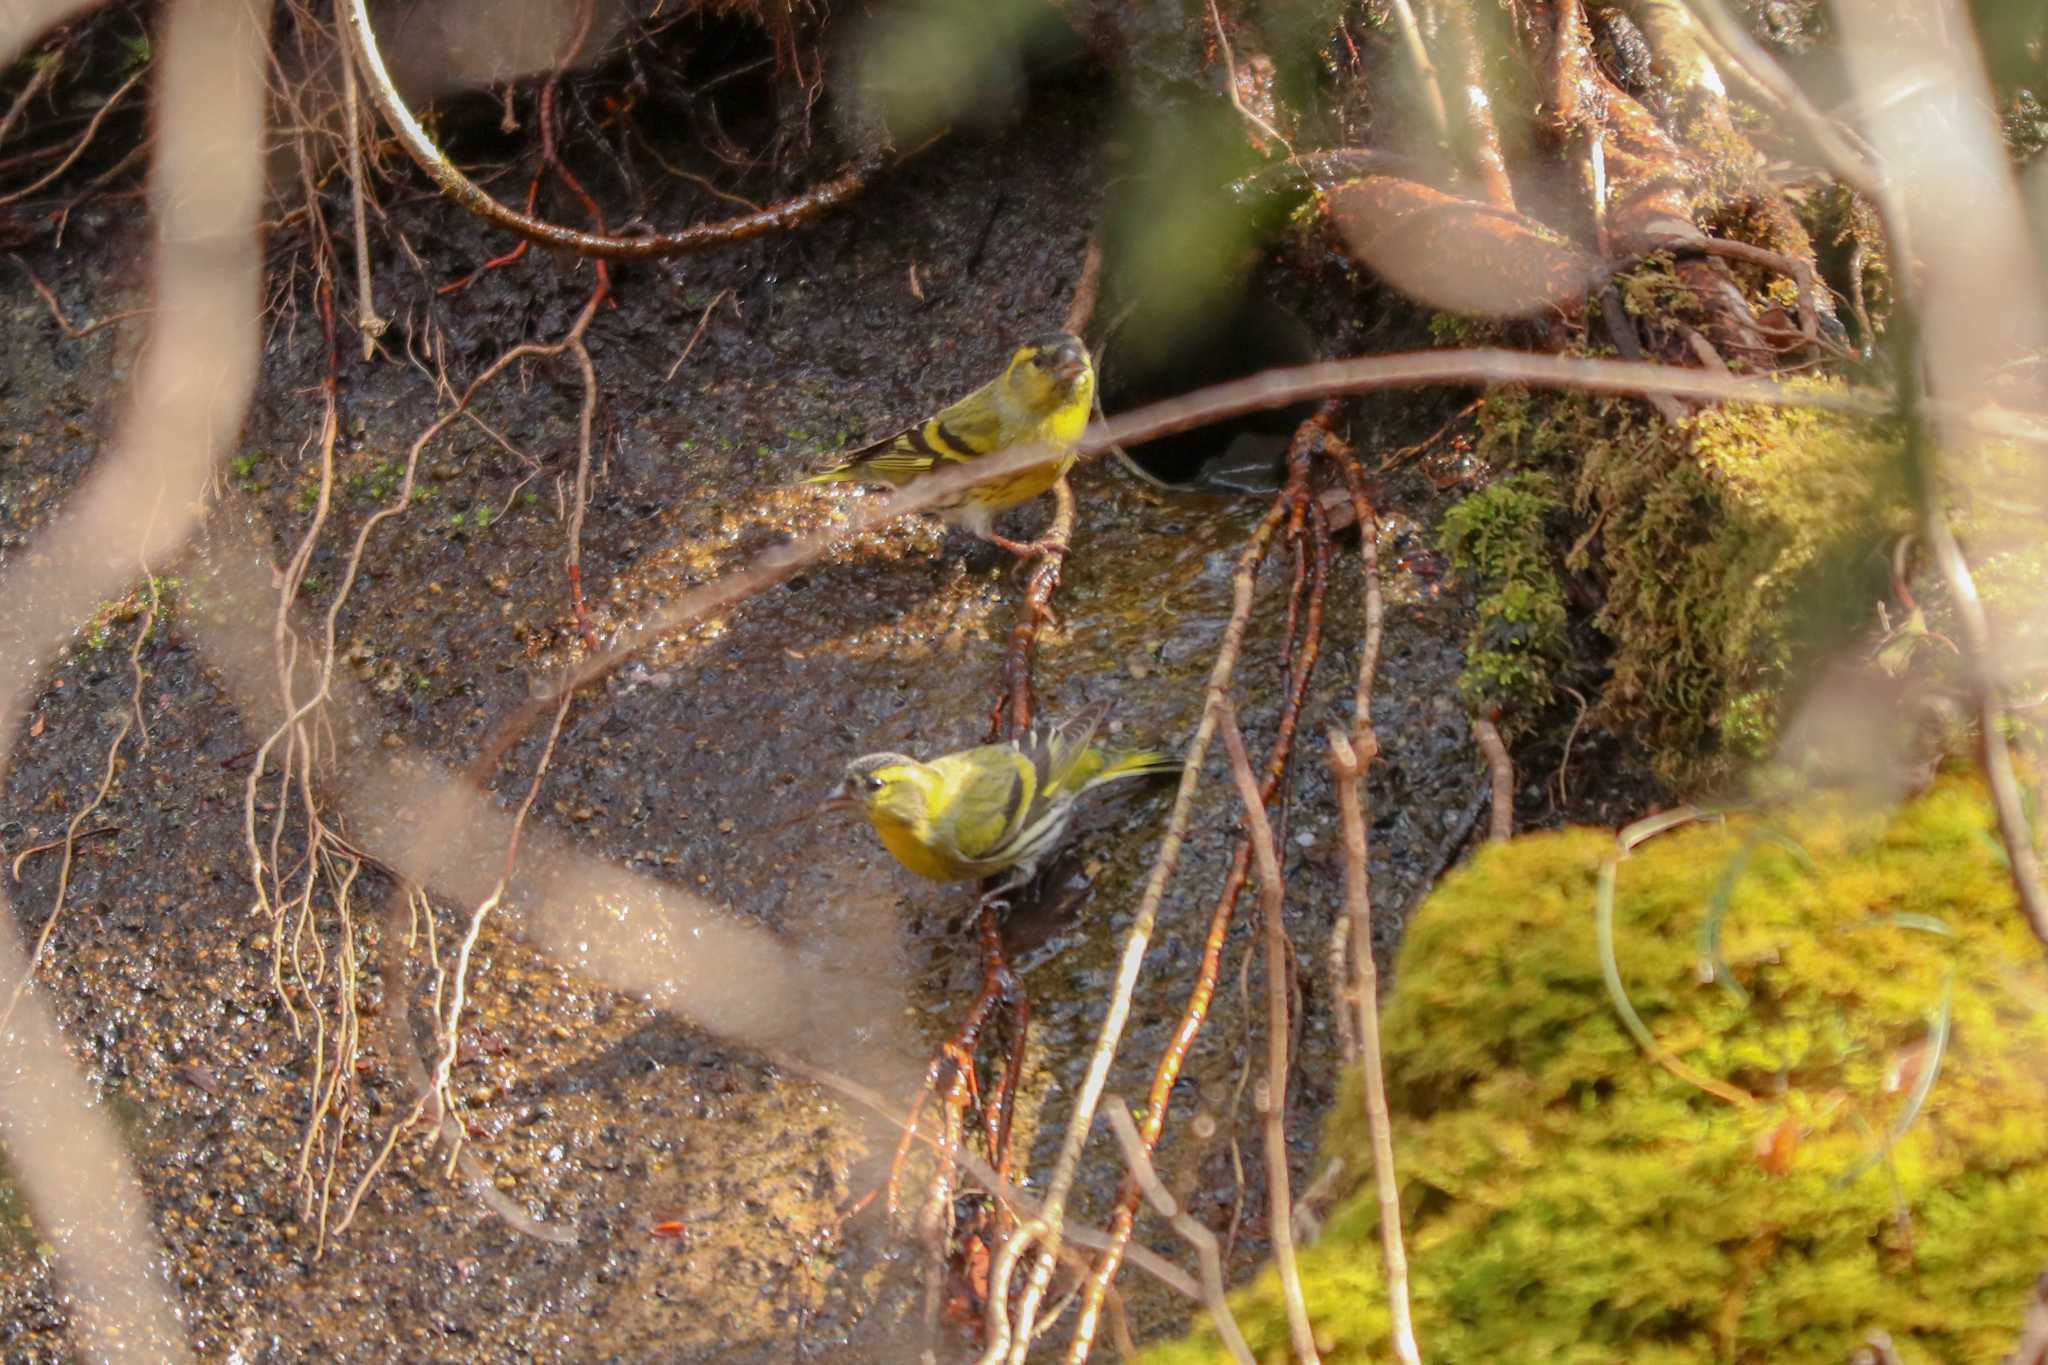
925, 381, 1009, 458
806, 379, 1006, 485
1025, 701, 1112, 797
932, 745, 1039, 865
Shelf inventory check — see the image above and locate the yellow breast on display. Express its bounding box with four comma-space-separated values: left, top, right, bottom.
871, 808, 977, 881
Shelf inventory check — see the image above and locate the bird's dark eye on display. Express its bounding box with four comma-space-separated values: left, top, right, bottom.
862, 774, 884, 793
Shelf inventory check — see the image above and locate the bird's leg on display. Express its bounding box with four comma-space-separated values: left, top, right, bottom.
974, 867, 1033, 914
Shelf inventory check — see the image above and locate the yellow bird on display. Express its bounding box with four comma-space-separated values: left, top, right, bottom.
827, 702, 1177, 891
803, 332, 1096, 555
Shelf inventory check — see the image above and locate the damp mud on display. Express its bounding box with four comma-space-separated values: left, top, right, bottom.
0, 73, 1649, 1363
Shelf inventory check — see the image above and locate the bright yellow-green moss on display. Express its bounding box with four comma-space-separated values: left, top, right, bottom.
1147, 775, 2048, 1363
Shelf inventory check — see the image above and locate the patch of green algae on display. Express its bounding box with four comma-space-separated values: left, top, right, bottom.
1146, 774, 2048, 1363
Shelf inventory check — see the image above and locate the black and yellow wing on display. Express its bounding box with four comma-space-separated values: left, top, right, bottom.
804, 379, 1008, 489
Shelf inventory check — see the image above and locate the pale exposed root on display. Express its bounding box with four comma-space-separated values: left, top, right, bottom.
338, 0, 888, 263
1102, 1097, 1256, 1365
1219, 701, 1319, 1365
0, 63, 143, 209
242, 38, 614, 1232
1472, 713, 1514, 842
0, 588, 155, 1037
332, 690, 579, 1245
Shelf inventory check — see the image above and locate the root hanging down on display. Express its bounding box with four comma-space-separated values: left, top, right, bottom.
338, 0, 888, 263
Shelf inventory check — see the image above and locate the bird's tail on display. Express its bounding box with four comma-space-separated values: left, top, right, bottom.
801, 461, 859, 485
1086, 749, 1180, 787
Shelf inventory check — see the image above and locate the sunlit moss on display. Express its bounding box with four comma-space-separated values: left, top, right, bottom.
1147, 774, 2048, 1363
1439, 473, 1569, 724
1476, 379, 1909, 785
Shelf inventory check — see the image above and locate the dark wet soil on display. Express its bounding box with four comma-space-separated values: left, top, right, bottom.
0, 54, 1653, 1364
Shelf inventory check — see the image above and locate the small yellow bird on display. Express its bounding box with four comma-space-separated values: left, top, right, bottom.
827, 702, 1177, 890
803, 332, 1096, 555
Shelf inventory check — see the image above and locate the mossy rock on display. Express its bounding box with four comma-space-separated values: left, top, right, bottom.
1146, 775, 2048, 1363
1476, 380, 1910, 784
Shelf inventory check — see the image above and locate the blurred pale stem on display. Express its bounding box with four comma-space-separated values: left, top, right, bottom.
0, 0, 272, 1356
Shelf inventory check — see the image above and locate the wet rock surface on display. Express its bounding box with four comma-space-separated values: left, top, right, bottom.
0, 72, 1617, 1362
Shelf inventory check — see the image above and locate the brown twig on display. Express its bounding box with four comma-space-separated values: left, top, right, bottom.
1102, 1097, 1256, 1365
993, 469, 1291, 1365
662, 287, 730, 382
990, 478, 1075, 740
1642, 233, 1827, 344
1472, 714, 1514, 841
0, 41, 62, 149
1063, 234, 1104, 337
8, 824, 118, 877
798, 1061, 1212, 1310
0, 63, 144, 208
1207, 0, 1296, 158
1218, 700, 1319, 1365
13, 260, 150, 338
1324, 448, 1381, 1065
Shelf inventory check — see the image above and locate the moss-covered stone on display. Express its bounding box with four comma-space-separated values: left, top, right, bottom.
1146, 774, 2048, 1363
1475, 380, 1909, 785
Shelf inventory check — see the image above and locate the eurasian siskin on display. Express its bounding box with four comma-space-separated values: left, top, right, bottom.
802, 332, 1095, 553
828, 702, 1176, 888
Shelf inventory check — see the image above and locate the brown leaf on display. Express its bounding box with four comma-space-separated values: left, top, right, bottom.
1328, 176, 1598, 320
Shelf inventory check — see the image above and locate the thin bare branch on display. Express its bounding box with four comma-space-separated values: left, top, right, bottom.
0, 63, 144, 207
1328, 726, 1420, 1365
1219, 700, 1319, 1365
1102, 1097, 1256, 1365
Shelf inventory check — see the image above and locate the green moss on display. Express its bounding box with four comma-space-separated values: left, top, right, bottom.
1148, 775, 2048, 1363
76, 575, 182, 654
1478, 381, 1908, 785
1439, 473, 1569, 724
